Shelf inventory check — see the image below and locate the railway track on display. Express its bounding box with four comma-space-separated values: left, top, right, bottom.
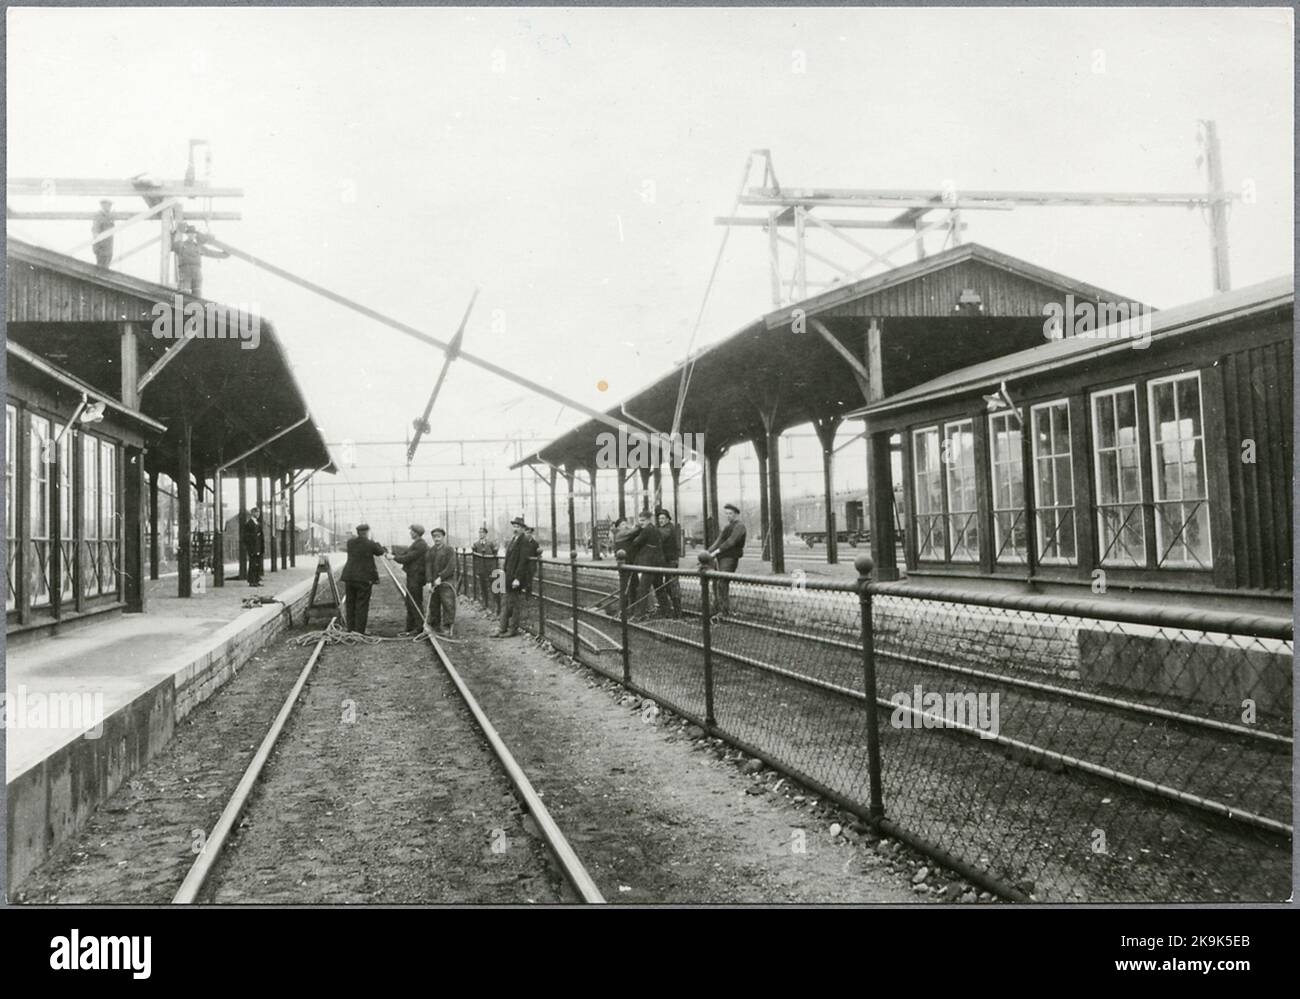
537, 569, 1293, 838
172, 560, 604, 905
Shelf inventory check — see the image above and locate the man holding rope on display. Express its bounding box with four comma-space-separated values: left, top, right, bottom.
340, 523, 388, 635
391, 523, 429, 635
424, 527, 458, 637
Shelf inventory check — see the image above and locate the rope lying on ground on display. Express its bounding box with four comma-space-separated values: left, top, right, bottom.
286, 618, 428, 647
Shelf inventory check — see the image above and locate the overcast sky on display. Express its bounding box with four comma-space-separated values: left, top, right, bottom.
6, 6, 1293, 539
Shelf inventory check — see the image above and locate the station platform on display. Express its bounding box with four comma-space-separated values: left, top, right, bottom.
6, 555, 343, 890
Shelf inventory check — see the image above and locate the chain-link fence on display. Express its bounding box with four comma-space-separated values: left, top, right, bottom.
457, 547, 1293, 902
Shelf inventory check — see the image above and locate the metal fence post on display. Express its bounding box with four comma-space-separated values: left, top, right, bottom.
536, 555, 546, 638
617, 550, 630, 683
856, 554, 884, 820
569, 549, 580, 660
699, 556, 716, 727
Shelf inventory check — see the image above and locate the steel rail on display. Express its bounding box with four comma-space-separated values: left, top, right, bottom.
172, 618, 334, 904
546, 576, 1292, 746
378, 559, 605, 903
562, 603, 1292, 837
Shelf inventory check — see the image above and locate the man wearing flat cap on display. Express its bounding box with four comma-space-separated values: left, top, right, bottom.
492, 516, 534, 637
391, 524, 429, 635
424, 527, 457, 637
705, 502, 746, 619
340, 523, 387, 635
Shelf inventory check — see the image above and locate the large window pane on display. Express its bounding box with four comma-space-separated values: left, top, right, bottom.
989, 411, 1025, 564
1092, 387, 1145, 566
1031, 401, 1076, 564
5, 405, 16, 611
28, 416, 51, 606
1149, 373, 1212, 568
944, 420, 978, 562
912, 428, 944, 560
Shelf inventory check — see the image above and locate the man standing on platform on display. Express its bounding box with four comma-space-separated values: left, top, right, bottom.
705, 502, 746, 620
391, 523, 429, 635
424, 527, 457, 637
471, 527, 498, 607
340, 523, 387, 635
491, 516, 533, 638
243, 506, 265, 587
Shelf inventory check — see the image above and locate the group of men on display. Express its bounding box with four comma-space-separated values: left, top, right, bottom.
90, 200, 228, 296
612, 507, 684, 619
332, 517, 542, 638
336, 522, 456, 637
306, 500, 747, 637
613, 503, 746, 619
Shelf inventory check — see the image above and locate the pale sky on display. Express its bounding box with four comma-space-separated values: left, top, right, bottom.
6, 6, 1294, 539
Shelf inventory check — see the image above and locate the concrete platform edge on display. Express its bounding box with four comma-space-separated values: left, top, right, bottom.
6, 571, 325, 896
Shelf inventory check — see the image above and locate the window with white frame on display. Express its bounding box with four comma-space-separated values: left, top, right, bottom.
82, 433, 100, 596
28, 415, 52, 606
943, 419, 978, 561
59, 431, 74, 601
100, 439, 118, 593
989, 411, 1026, 563
912, 427, 944, 560
1092, 386, 1145, 566
1148, 372, 1212, 568
1030, 401, 1076, 564
5, 405, 16, 611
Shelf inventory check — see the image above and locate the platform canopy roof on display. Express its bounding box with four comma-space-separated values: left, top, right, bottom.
513, 242, 1144, 471
6, 237, 335, 480
851, 274, 1294, 419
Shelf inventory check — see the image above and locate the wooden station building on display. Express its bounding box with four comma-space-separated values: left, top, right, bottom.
853, 274, 1293, 615
4, 237, 333, 642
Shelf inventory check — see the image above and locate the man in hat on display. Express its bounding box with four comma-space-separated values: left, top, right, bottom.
340, 523, 387, 634
242, 505, 265, 587
391, 524, 429, 634
471, 526, 499, 608
173, 226, 229, 297
424, 527, 457, 636
92, 200, 115, 267
492, 516, 534, 637
656, 508, 684, 619
705, 503, 747, 619
626, 508, 671, 618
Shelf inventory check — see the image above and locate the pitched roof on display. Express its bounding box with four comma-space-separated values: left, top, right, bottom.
851, 274, 1294, 418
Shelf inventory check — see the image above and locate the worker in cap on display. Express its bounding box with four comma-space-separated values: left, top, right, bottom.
656, 508, 683, 618
390, 524, 429, 634
340, 523, 388, 635
92, 199, 115, 268
172, 224, 229, 298
492, 516, 534, 637
424, 527, 458, 636
471, 526, 499, 608
704, 503, 747, 619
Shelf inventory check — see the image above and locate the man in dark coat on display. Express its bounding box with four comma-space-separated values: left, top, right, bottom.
339, 523, 387, 634
492, 517, 534, 637
705, 502, 747, 618
242, 506, 265, 587
627, 509, 671, 618
391, 523, 429, 634
471, 527, 499, 607
424, 528, 458, 636
657, 508, 684, 618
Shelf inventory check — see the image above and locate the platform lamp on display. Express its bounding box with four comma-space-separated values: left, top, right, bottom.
51, 392, 106, 450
